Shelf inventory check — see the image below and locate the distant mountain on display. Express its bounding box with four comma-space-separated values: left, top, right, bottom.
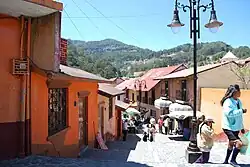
67, 39, 250, 79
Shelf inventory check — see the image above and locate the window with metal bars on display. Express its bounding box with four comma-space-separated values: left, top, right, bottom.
48, 88, 67, 136
165, 80, 169, 97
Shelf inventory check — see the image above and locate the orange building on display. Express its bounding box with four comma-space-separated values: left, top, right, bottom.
0, 0, 109, 160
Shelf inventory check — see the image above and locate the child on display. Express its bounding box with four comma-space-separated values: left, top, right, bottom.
196, 116, 215, 163
142, 132, 148, 142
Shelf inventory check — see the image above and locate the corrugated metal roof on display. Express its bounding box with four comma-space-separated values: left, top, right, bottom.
115, 65, 184, 91
99, 83, 125, 96
156, 62, 230, 80
115, 100, 131, 110
138, 65, 184, 91
115, 78, 138, 90
60, 65, 110, 82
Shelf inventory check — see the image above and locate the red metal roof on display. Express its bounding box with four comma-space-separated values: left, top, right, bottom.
138, 65, 185, 91
115, 78, 138, 90
156, 62, 234, 80
115, 65, 184, 91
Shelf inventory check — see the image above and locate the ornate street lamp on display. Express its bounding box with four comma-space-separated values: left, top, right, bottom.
134, 79, 147, 113
168, 0, 223, 163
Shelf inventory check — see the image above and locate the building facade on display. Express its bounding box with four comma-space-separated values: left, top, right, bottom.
0, 0, 109, 160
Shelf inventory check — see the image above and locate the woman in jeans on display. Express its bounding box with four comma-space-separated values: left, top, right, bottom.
221, 84, 247, 167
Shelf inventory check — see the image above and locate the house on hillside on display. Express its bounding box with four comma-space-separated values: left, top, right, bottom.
134, 71, 146, 77
116, 64, 187, 119
109, 77, 125, 86
155, 61, 248, 109
115, 78, 138, 103
0, 1, 110, 160
220, 51, 239, 63
98, 84, 125, 142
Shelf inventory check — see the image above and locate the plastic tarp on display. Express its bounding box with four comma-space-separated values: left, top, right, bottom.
125, 107, 140, 115
240, 132, 250, 155
154, 97, 173, 109
167, 110, 204, 120
168, 102, 204, 120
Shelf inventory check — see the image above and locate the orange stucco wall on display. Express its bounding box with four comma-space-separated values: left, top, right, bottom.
31, 72, 99, 157
0, 14, 22, 159
0, 15, 21, 123
200, 88, 250, 135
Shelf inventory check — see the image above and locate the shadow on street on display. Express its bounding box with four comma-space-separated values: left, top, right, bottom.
80, 134, 142, 162
0, 155, 152, 167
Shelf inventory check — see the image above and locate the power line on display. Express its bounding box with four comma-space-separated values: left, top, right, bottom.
62, 13, 163, 19
63, 8, 85, 40
70, 0, 107, 38
83, 0, 141, 45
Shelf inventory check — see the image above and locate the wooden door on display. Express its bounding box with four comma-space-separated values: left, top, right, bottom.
79, 97, 88, 147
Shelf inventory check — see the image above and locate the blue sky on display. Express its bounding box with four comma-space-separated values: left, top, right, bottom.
59, 0, 250, 51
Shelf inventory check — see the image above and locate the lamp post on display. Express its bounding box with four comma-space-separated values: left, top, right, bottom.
168, 0, 223, 163
134, 79, 147, 113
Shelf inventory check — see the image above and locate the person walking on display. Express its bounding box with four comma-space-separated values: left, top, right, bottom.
149, 124, 156, 142
163, 116, 170, 135
221, 84, 247, 167
158, 117, 163, 134
196, 116, 215, 163
122, 119, 128, 141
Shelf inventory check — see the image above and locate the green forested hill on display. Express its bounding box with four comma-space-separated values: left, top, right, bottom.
67, 38, 250, 79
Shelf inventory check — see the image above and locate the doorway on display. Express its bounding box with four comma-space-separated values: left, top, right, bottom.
78, 97, 88, 148
100, 106, 104, 138
117, 110, 122, 139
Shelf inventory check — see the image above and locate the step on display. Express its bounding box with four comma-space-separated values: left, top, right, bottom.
0, 155, 192, 167
106, 140, 139, 151
80, 148, 132, 161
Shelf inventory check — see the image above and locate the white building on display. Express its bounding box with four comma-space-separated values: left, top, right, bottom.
220, 51, 239, 63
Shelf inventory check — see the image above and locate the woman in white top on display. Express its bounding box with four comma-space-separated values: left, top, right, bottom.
196, 117, 215, 163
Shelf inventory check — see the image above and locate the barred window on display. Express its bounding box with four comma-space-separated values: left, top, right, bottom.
165, 80, 169, 97
48, 88, 67, 136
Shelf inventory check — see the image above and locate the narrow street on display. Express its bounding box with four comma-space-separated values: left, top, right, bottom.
0, 133, 249, 167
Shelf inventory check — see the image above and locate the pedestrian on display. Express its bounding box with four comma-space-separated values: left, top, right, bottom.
164, 116, 170, 135
168, 118, 173, 134
196, 116, 215, 163
158, 117, 163, 134
221, 84, 247, 167
142, 132, 148, 142
122, 119, 128, 141
149, 124, 156, 142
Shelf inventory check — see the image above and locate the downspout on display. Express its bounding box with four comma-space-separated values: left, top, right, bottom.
19, 15, 26, 157
25, 18, 31, 155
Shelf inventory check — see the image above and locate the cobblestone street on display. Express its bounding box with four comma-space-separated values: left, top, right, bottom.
0, 134, 249, 167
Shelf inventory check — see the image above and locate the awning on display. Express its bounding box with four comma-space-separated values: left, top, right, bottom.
167, 101, 204, 120
167, 110, 204, 120
154, 97, 172, 109
115, 100, 130, 110
126, 107, 140, 115
169, 102, 193, 112
0, 0, 63, 18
